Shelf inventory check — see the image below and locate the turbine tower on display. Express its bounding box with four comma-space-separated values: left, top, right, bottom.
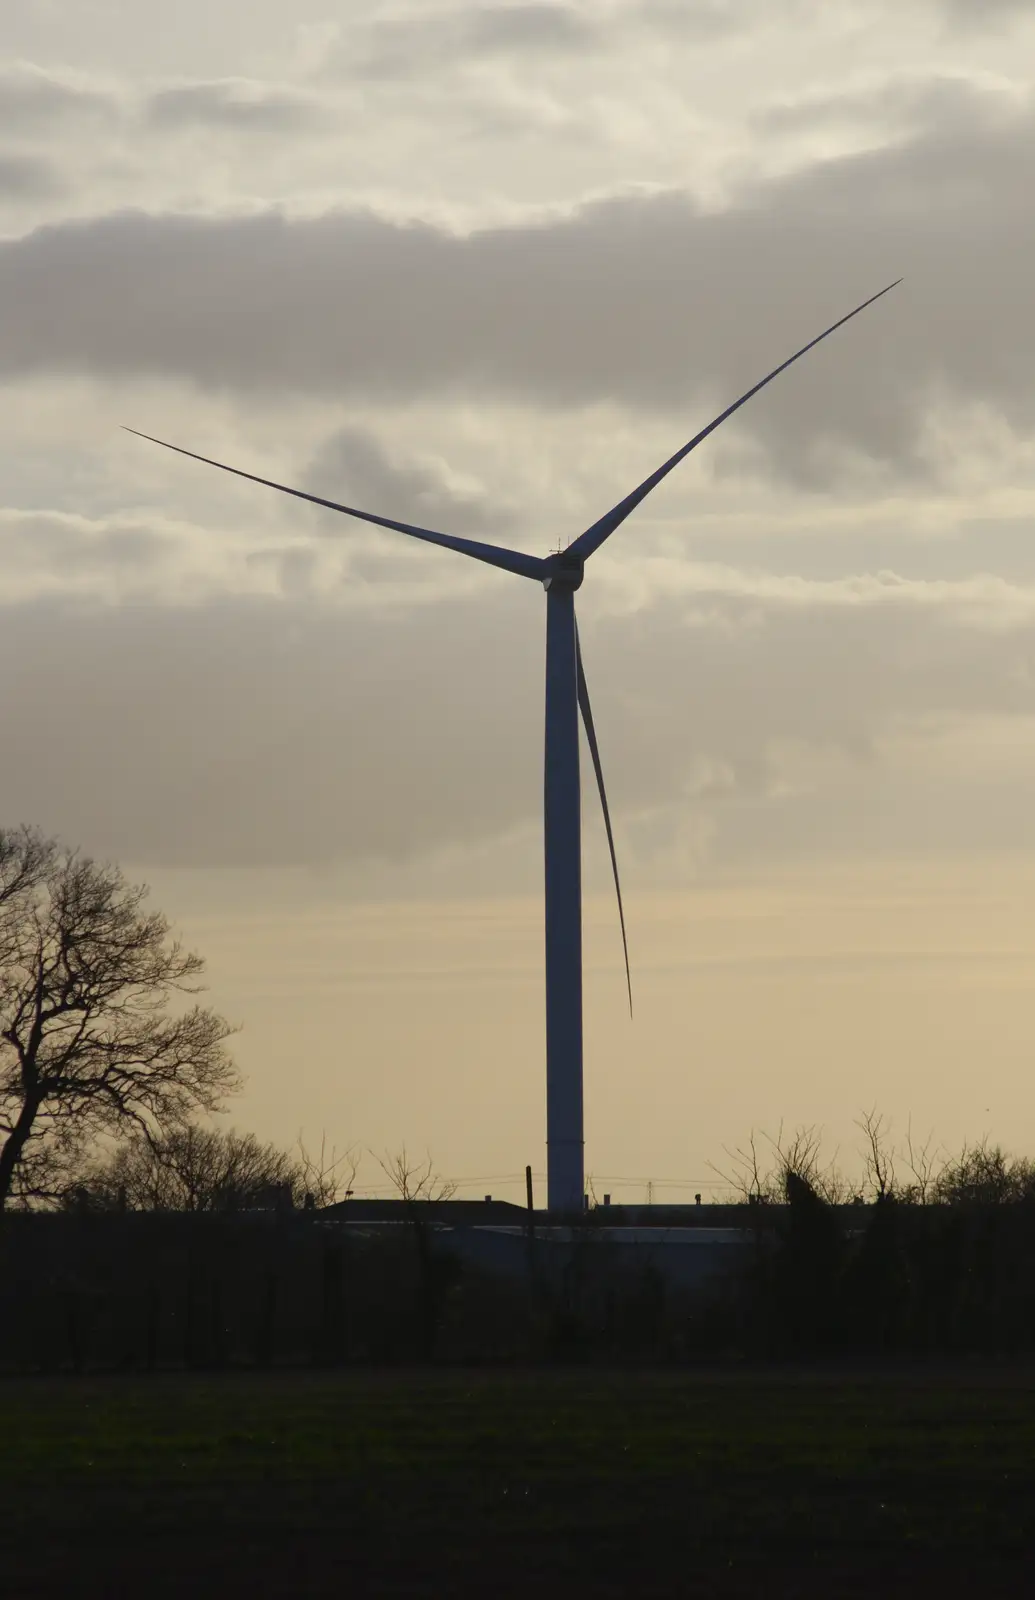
128, 280, 899, 1213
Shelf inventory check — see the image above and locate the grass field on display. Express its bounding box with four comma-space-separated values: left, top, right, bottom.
2, 1367, 1034, 1597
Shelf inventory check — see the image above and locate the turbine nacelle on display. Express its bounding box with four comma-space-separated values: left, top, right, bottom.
542, 552, 585, 592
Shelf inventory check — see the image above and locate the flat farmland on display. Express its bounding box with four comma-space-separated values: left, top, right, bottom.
1, 1368, 1033, 1597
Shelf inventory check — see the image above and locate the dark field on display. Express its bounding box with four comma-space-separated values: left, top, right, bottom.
2, 1368, 1034, 1598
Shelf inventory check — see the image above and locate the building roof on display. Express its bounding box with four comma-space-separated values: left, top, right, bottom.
319, 1197, 528, 1225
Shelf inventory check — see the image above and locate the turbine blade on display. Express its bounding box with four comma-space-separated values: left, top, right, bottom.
123, 428, 546, 582
568, 279, 902, 562
576, 622, 632, 1017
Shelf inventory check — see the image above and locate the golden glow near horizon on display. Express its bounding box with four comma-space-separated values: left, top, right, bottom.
144, 856, 1035, 1202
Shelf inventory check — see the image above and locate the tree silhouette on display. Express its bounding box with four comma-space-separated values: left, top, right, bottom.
78, 1125, 358, 1211
0, 829, 238, 1209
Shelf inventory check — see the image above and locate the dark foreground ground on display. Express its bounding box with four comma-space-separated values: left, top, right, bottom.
1, 1367, 1034, 1598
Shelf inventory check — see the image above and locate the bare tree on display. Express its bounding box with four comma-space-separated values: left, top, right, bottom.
772, 1124, 850, 1204
0, 827, 55, 913
79, 1125, 294, 1212
772, 1123, 823, 1189
933, 1138, 1035, 1206
902, 1119, 939, 1205
711, 1123, 850, 1206
376, 1147, 457, 1204
296, 1134, 359, 1208
77, 1125, 358, 1212
375, 1148, 458, 1360
0, 833, 239, 1209
856, 1107, 896, 1201
709, 1130, 778, 1205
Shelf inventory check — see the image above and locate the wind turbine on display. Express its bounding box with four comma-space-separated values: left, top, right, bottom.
127, 279, 899, 1213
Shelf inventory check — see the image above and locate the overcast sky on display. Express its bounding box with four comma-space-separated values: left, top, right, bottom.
3, 1, 1035, 1194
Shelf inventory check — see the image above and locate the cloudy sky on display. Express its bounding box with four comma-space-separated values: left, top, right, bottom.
3, 0, 1035, 1197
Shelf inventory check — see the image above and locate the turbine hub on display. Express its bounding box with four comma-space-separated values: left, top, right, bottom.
542, 552, 585, 592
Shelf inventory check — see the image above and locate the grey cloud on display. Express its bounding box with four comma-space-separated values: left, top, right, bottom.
939, 0, 1032, 31
631, 0, 756, 40
335, 4, 596, 79
626, 0, 830, 45
0, 153, 61, 198
465, 2, 594, 49
0, 512, 178, 577
685, 514, 1035, 586
582, 591, 1035, 871
0, 66, 115, 130
3, 583, 1035, 874
338, 0, 767, 78
246, 544, 325, 597
144, 80, 323, 132
756, 73, 988, 137
0, 590, 542, 869
304, 426, 517, 538
0, 87, 1032, 487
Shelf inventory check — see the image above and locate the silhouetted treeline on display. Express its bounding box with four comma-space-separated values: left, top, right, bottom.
5, 1161, 1035, 1369
746, 1168, 1035, 1358
0, 1211, 520, 1370
71, 1125, 354, 1214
